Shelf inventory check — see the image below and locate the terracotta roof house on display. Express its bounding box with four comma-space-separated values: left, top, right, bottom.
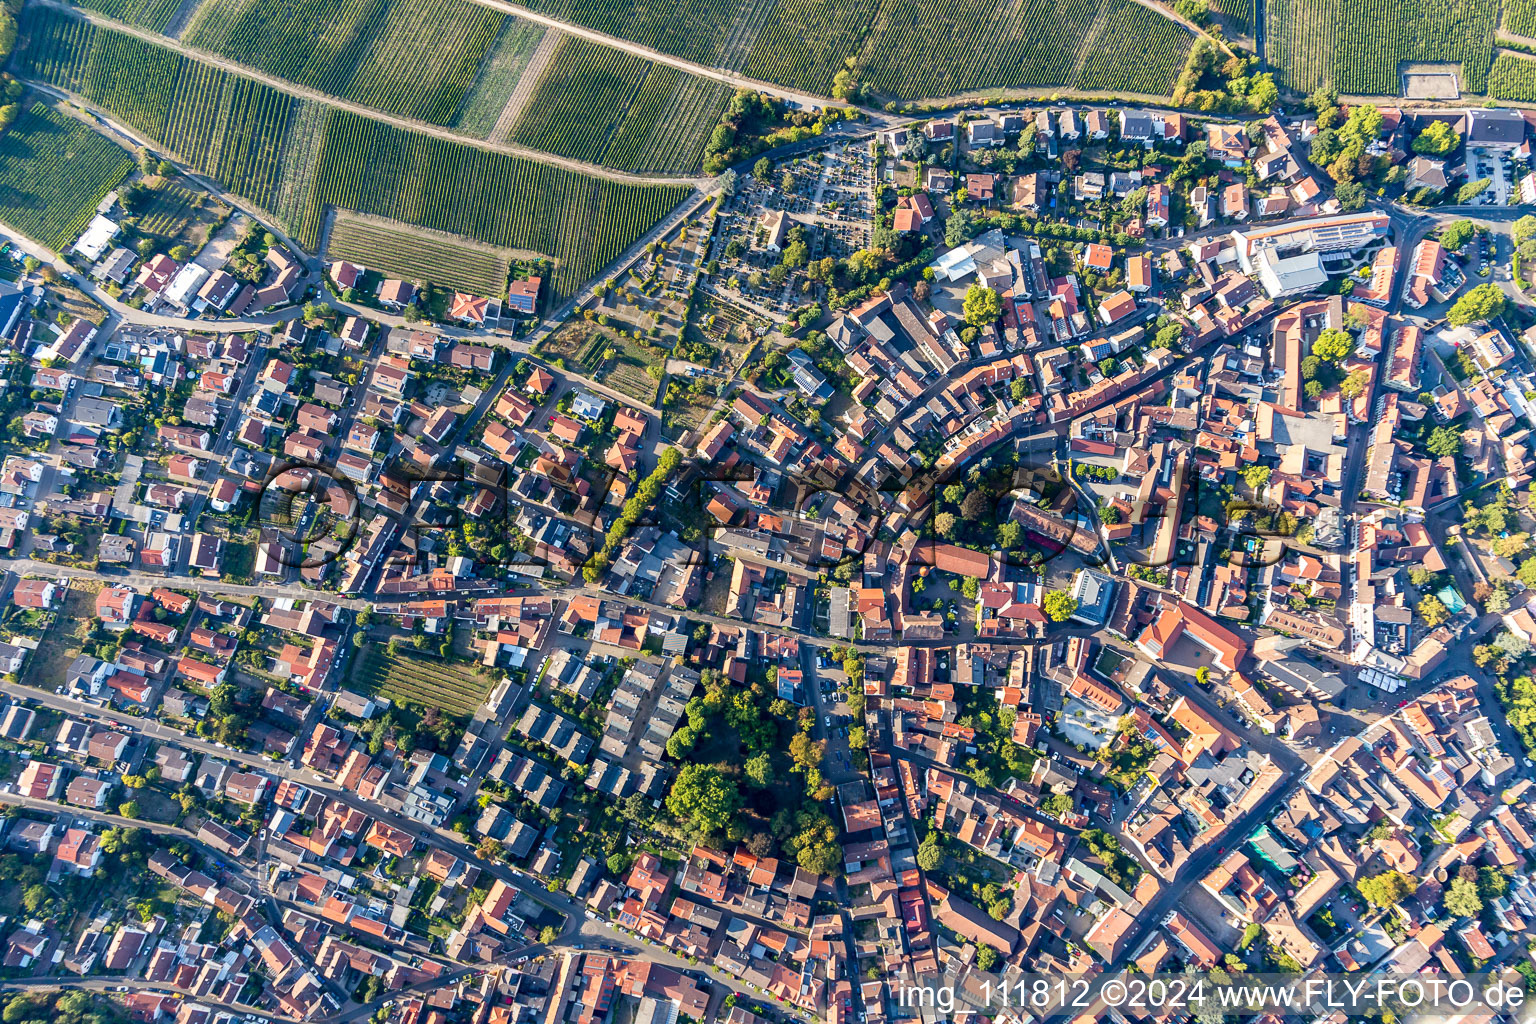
96, 586, 138, 625
449, 293, 490, 325
11, 578, 59, 610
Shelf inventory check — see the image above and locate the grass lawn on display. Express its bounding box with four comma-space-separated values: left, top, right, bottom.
536, 318, 601, 365
591, 332, 663, 405
29, 585, 98, 688
221, 540, 256, 583
660, 379, 716, 440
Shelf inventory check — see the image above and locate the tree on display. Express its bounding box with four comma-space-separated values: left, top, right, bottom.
1477, 865, 1509, 901
1334, 180, 1366, 212
1440, 220, 1477, 252
945, 208, 973, 248
916, 833, 943, 871
1240, 465, 1271, 491
1514, 215, 1536, 249
1312, 328, 1355, 363
1456, 178, 1492, 205
1042, 590, 1078, 622
960, 489, 989, 521
477, 838, 504, 862
1357, 869, 1417, 909
1338, 368, 1369, 398
21, 885, 47, 916
666, 764, 742, 842
753, 157, 771, 182
1494, 631, 1531, 660
998, 521, 1022, 548
975, 945, 1000, 971
539, 925, 559, 944
934, 512, 958, 539
1417, 594, 1449, 627
1412, 120, 1460, 156
118, 801, 141, 819
1426, 426, 1463, 458
963, 284, 1001, 326
1446, 283, 1506, 327
1443, 875, 1483, 918
169, 244, 191, 262
744, 752, 773, 789
1195, 666, 1210, 686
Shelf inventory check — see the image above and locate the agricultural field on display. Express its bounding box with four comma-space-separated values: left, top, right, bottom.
16, 9, 299, 211
451, 19, 547, 137
860, 0, 1190, 97
1264, 0, 1498, 94
1488, 51, 1536, 100
351, 644, 492, 720
541, 320, 663, 404
68, 0, 183, 30
326, 211, 512, 297
1208, 0, 1252, 37
0, 103, 134, 252
182, 0, 506, 126
1072, 1, 1194, 93
590, 331, 666, 405
509, 37, 731, 173
300, 109, 691, 299
134, 182, 231, 247
520, 0, 1192, 97
13, 12, 691, 300
514, 0, 766, 66
1506, 0, 1536, 38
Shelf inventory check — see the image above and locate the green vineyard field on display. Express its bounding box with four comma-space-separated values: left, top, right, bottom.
182, 0, 507, 126
1489, 51, 1536, 100
16, 8, 298, 210
1506, 0, 1536, 39
352, 646, 493, 720
327, 212, 512, 297
1265, 0, 1498, 94
69, 0, 183, 30
452, 19, 547, 137
509, 36, 730, 173
137, 184, 199, 237
515, 0, 755, 66
1208, 0, 1252, 36
0, 102, 134, 251
302, 109, 690, 297
15, 8, 688, 297
519, 0, 1192, 97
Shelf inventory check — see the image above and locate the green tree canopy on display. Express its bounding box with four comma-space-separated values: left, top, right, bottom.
1443, 874, 1482, 918
962, 284, 1002, 326
665, 764, 742, 843
1042, 590, 1078, 622
1358, 869, 1417, 908
1312, 328, 1355, 363
1446, 283, 1506, 327
1412, 120, 1460, 156
1426, 426, 1462, 458
1417, 594, 1449, 627
1440, 220, 1477, 252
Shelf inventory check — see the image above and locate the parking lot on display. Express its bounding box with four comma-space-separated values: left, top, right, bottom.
1465, 146, 1515, 206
